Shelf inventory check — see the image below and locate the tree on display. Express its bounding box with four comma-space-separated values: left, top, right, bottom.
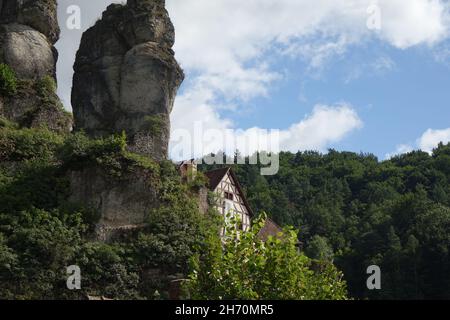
186, 215, 348, 300
305, 235, 334, 262
0, 63, 17, 96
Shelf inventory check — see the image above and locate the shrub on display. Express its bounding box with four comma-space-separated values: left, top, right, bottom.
0, 126, 64, 162
0, 63, 17, 96
58, 131, 127, 169
0, 117, 17, 129
0, 208, 85, 299
37, 75, 57, 96
186, 214, 349, 300
142, 114, 166, 136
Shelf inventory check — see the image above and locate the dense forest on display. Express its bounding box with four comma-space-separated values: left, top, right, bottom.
200, 145, 450, 299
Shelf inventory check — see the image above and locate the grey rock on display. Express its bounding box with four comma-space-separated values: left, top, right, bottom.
0, 23, 56, 80
68, 165, 160, 239
0, 79, 73, 133
72, 0, 184, 161
0, 0, 60, 44
0, 0, 70, 132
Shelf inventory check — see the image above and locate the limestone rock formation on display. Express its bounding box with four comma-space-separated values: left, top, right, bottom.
0, 0, 72, 133
0, 0, 60, 44
69, 165, 160, 241
72, 0, 184, 161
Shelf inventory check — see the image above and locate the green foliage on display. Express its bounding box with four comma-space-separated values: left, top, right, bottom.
37, 75, 57, 96
57, 131, 138, 177
0, 208, 85, 299
0, 124, 217, 299
58, 131, 126, 164
0, 63, 17, 96
0, 117, 18, 129
34, 75, 62, 109
187, 171, 208, 190
0, 126, 64, 162
200, 144, 450, 299
187, 215, 348, 300
142, 114, 166, 136
75, 242, 141, 299
305, 235, 334, 262
1, 120, 448, 300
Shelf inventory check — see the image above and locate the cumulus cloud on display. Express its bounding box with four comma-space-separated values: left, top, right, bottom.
386, 128, 450, 158
165, 0, 448, 159
279, 104, 363, 152
418, 128, 450, 153
167, 0, 449, 98
170, 103, 363, 160
378, 0, 448, 48
344, 55, 396, 83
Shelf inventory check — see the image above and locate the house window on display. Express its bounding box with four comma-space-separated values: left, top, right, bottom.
223, 200, 233, 215
224, 192, 234, 201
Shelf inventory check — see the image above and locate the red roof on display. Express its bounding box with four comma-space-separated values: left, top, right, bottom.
258, 218, 283, 241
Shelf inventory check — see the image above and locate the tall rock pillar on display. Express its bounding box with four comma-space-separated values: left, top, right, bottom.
72, 0, 184, 161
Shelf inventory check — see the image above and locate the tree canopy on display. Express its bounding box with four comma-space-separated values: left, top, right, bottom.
200, 144, 450, 299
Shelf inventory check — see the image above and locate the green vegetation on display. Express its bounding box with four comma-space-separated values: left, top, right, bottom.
37, 75, 57, 97
187, 214, 348, 300
142, 114, 166, 136
0, 63, 17, 96
0, 124, 214, 299
0, 123, 351, 300
200, 145, 450, 299
0, 125, 64, 162
5, 118, 446, 300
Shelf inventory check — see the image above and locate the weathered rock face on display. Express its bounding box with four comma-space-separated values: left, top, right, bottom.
0, 0, 71, 132
72, 0, 184, 161
0, 23, 56, 79
0, 0, 59, 79
0, 0, 60, 44
68, 165, 160, 241
0, 80, 73, 133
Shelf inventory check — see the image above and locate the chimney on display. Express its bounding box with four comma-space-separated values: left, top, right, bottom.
179, 159, 197, 182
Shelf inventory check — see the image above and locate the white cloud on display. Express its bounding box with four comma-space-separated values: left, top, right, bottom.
56, 0, 450, 106
378, 0, 448, 49
385, 144, 414, 159
279, 104, 363, 152
344, 55, 396, 83
167, 0, 449, 100
170, 102, 363, 160
371, 56, 396, 73
418, 128, 450, 153
386, 128, 450, 158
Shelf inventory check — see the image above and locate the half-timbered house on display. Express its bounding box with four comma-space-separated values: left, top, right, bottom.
177, 160, 282, 238
204, 167, 252, 232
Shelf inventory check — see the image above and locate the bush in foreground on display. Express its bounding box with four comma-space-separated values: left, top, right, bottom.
187, 215, 348, 300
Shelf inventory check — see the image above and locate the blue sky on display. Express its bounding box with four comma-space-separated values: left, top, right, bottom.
56, 0, 450, 160
224, 41, 450, 159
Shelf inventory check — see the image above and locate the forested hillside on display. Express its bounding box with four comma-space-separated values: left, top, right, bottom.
0, 121, 348, 300
200, 145, 450, 299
